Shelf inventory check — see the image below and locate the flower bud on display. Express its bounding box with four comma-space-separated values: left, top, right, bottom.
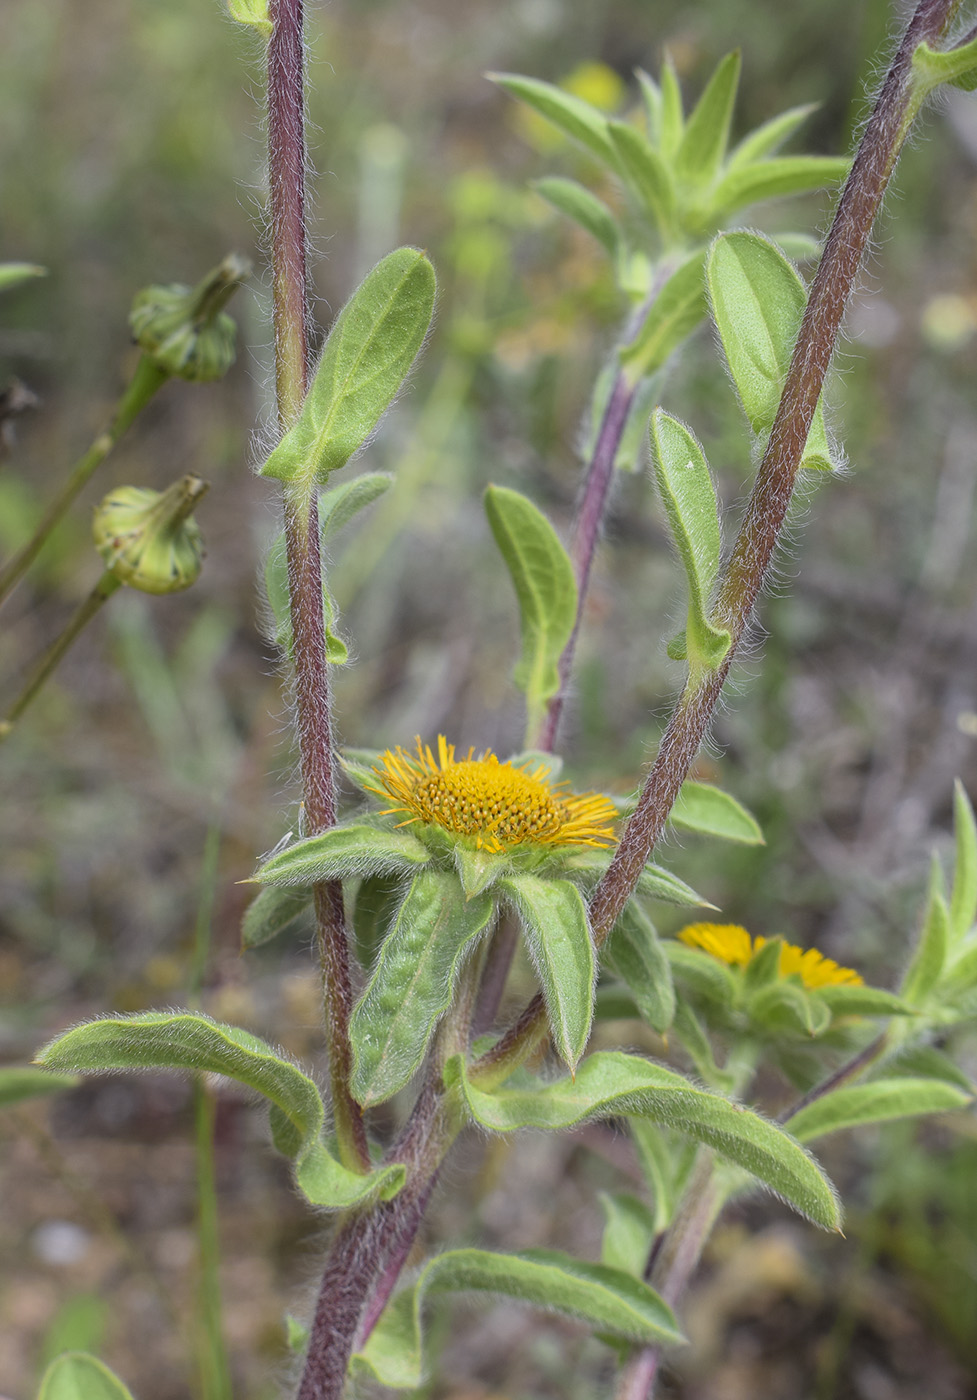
129, 254, 250, 382
93, 475, 209, 594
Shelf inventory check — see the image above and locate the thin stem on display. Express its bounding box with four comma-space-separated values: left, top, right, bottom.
192, 1078, 233, 1400
0, 356, 168, 607
615, 1153, 719, 1400
778, 1031, 889, 1125
0, 569, 123, 739
265, 0, 368, 1174
471, 0, 963, 1090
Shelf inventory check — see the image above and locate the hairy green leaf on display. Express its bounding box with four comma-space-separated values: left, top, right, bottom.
675, 51, 741, 186
706, 231, 836, 470
607, 122, 676, 240
502, 875, 595, 1071
668, 781, 764, 845
241, 884, 313, 949
811, 983, 914, 1018
599, 1191, 658, 1274
901, 854, 949, 1004
353, 1247, 683, 1387
619, 254, 707, 383
711, 156, 848, 219
658, 57, 685, 159
949, 779, 977, 941
727, 103, 818, 167
0, 262, 47, 293
534, 177, 621, 257
261, 249, 435, 489
484, 485, 577, 740
490, 74, 621, 169
664, 940, 737, 1005
0, 1066, 78, 1107
604, 903, 675, 1033
254, 824, 432, 886
351, 872, 496, 1105
786, 1077, 972, 1143
914, 36, 977, 94
454, 1051, 840, 1229
36, 1353, 135, 1400
36, 1012, 403, 1208
650, 410, 731, 671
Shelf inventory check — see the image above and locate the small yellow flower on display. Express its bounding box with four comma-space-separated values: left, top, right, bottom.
368, 736, 618, 855
678, 922, 863, 989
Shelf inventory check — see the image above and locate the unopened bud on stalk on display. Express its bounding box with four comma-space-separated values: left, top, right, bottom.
129, 253, 251, 382
93, 475, 209, 594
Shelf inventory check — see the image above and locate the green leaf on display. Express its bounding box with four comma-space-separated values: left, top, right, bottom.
727, 103, 818, 167
353, 1247, 683, 1387
261, 249, 436, 490
36, 1012, 403, 1209
913, 36, 977, 94
607, 122, 676, 240
741, 936, 782, 994
706, 231, 836, 471
484, 485, 577, 739
36, 1353, 135, 1400
599, 1192, 657, 1274
671, 1001, 730, 1087
241, 884, 313, 949
264, 474, 391, 657
619, 253, 707, 383
0, 1066, 78, 1107
253, 823, 432, 886
658, 57, 685, 159
350, 872, 496, 1105
0, 262, 47, 293
454, 845, 507, 900
636, 69, 664, 146
710, 156, 848, 219
534, 177, 621, 257
901, 854, 949, 1004
882, 1044, 974, 1093
748, 979, 830, 1038
785, 1077, 972, 1144
452, 1051, 840, 1229
949, 779, 977, 941
630, 1118, 690, 1232
675, 51, 741, 186
650, 410, 731, 672
668, 780, 764, 845
340, 746, 385, 793
225, 0, 271, 36
490, 73, 621, 169
811, 983, 914, 1018
664, 940, 737, 1005
501, 875, 595, 1071
604, 903, 675, 1033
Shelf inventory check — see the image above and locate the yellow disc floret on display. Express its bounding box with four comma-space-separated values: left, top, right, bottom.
369, 736, 618, 854
679, 922, 863, 989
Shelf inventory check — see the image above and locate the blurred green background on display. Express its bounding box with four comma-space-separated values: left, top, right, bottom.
2, 0, 977, 1396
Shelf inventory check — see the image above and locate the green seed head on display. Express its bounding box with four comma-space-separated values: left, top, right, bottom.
93, 475, 209, 594
129, 253, 250, 382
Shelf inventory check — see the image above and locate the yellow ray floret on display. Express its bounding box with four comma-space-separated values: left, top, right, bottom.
678, 922, 863, 989
368, 736, 618, 855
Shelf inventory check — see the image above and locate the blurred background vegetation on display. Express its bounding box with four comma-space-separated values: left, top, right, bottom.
2, 0, 977, 1396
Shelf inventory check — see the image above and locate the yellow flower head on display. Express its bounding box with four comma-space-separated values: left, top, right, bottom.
368, 736, 618, 855
678, 922, 863, 990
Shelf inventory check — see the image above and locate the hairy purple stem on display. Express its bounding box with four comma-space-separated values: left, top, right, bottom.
267, 0, 368, 1176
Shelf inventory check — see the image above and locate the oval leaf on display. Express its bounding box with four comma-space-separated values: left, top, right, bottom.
785, 1077, 972, 1144
650, 410, 731, 672
706, 232, 836, 471
619, 252, 707, 383
454, 1050, 840, 1230
484, 485, 577, 741
501, 874, 595, 1071
36, 1012, 402, 1209
241, 884, 313, 949
37, 1353, 135, 1400
261, 248, 436, 490
254, 824, 432, 886
353, 1247, 683, 1387
668, 780, 764, 844
604, 903, 675, 1033
351, 872, 496, 1106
